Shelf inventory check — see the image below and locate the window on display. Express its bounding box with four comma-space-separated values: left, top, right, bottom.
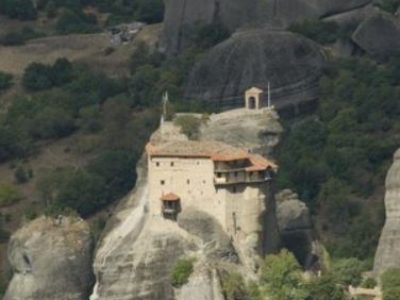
160, 180, 165, 185
203, 180, 206, 184
217, 173, 222, 178
234, 172, 238, 177
156, 162, 160, 167
170, 162, 174, 167
187, 179, 190, 185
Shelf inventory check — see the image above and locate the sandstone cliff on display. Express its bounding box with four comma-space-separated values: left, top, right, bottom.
374, 149, 400, 275
4, 216, 94, 300
89, 109, 282, 300
185, 30, 326, 110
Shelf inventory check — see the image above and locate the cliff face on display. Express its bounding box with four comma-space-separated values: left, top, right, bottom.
89, 109, 282, 300
276, 190, 321, 269
160, 0, 372, 55
185, 30, 326, 110
4, 216, 94, 300
374, 149, 400, 275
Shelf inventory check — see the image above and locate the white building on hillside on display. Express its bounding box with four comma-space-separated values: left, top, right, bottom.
146, 140, 278, 242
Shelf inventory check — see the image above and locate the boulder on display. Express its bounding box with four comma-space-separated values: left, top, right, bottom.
374, 149, 400, 275
276, 190, 320, 268
4, 216, 94, 300
266, 0, 372, 27
184, 29, 326, 110
91, 221, 195, 300
352, 12, 400, 59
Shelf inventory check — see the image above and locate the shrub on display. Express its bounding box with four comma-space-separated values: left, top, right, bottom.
0, 127, 24, 162
55, 170, 108, 217
87, 150, 136, 199
381, 269, 400, 300
0, 183, 22, 207
22, 58, 74, 91
56, 9, 99, 34
361, 277, 377, 289
220, 271, 248, 300
0, 27, 45, 46
0, 71, 13, 90
29, 107, 76, 139
171, 258, 195, 287
14, 165, 29, 184
185, 19, 231, 50
174, 115, 202, 140
260, 249, 308, 300
22, 63, 53, 91
305, 275, 346, 300
332, 258, 366, 286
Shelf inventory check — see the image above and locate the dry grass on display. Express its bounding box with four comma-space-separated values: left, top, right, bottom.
0, 23, 162, 77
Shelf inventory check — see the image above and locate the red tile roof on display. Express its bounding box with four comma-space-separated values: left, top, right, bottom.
147, 141, 278, 171
160, 193, 180, 201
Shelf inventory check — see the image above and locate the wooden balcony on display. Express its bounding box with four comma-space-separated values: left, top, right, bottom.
214, 172, 272, 186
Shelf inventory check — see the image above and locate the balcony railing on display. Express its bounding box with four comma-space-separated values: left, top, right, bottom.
214, 174, 272, 186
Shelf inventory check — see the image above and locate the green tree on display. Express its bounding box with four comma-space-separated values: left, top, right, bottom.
55, 170, 107, 216
29, 107, 76, 139
0, 126, 23, 162
174, 115, 202, 140
381, 269, 400, 300
261, 249, 308, 300
305, 275, 346, 300
14, 165, 29, 184
0, 71, 13, 90
51, 58, 74, 86
0, 183, 22, 207
56, 8, 99, 34
0, 0, 37, 20
87, 150, 136, 199
332, 258, 366, 286
220, 272, 248, 300
22, 63, 53, 91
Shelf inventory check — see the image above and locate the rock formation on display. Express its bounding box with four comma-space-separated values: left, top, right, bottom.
4, 216, 94, 300
374, 149, 400, 275
160, 0, 373, 55
200, 107, 283, 155
352, 11, 400, 59
185, 30, 326, 110
177, 208, 238, 261
276, 189, 321, 269
175, 268, 225, 300
89, 109, 283, 300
